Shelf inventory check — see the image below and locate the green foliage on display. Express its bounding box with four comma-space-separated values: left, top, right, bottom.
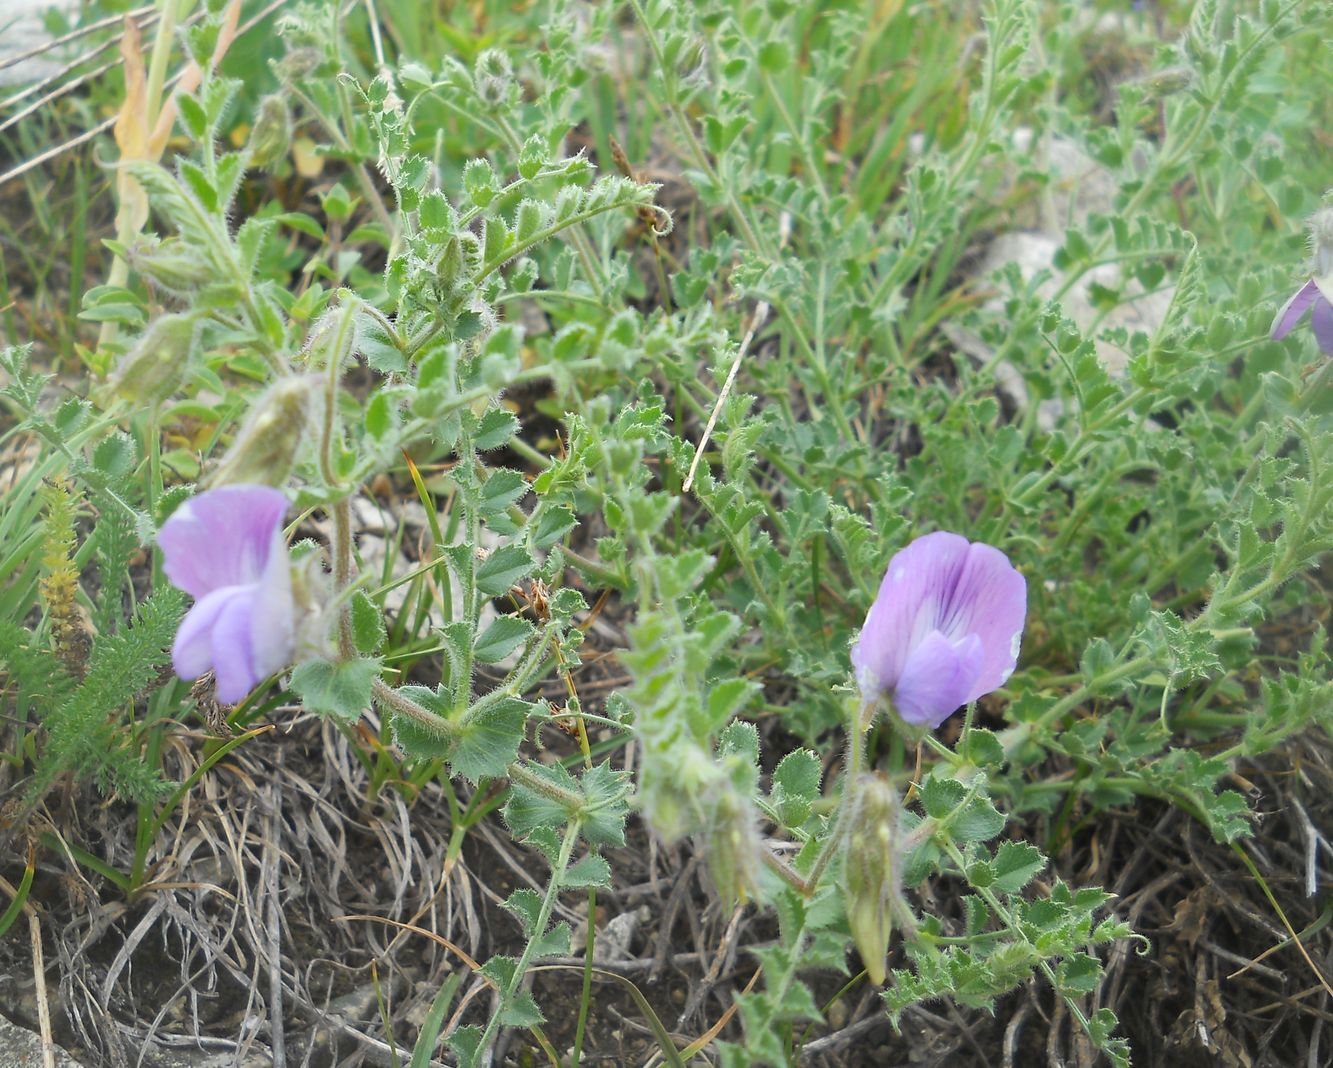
4, 0, 1331, 1062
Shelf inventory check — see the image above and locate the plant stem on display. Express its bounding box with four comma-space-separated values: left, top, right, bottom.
475, 819, 581, 1054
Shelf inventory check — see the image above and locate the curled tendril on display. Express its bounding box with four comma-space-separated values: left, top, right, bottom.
648, 203, 674, 238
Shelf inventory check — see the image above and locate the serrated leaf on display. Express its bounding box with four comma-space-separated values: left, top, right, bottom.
771, 748, 821, 827
532, 506, 576, 548
474, 408, 519, 450
449, 696, 529, 782
718, 720, 759, 765
445, 1024, 482, 1068
476, 544, 534, 596
389, 684, 455, 760
705, 677, 758, 733
579, 762, 629, 847
479, 468, 529, 515
563, 853, 611, 888
960, 728, 1005, 768
954, 796, 1006, 843
992, 841, 1045, 894
290, 657, 380, 722
350, 591, 386, 654
504, 762, 578, 840
920, 776, 966, 819
502, 888, 542, 934
499, 989, 544, 1027
473, 615, 534, 663
532, 921, 572, 960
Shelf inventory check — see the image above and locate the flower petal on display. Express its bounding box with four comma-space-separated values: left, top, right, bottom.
1271, 280, 1319, 340
248, 526, 294, 679
158, 485, 289, 598
1311, 294, 1333, 356
172, 586, 243, 680
892, 631, 984, 728
851, 531, 972, 700
211, 587, 261, 704
940, 542, 1028, 701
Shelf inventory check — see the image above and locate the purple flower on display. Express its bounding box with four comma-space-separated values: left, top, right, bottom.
851, 532, 1027, 729
1271, 278, 1333, 356
158, 485, 294, 704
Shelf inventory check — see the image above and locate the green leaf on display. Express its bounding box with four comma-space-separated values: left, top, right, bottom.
563, 853, 611, 888
389, 685, 455, 760
504, 762, 579, 840
500, 989, 545, 1027
364, 391, 398, 441
446, 1024, 482, 1068
920, 776, 966, 820
474, 615, 535, 664
771, 749, 821, 827
718, 720, 759, 766
1057, 953, 1104, 994
289, 657, 380, 723
476, 544, 535, 596
992, 841, 1045, 894
350, 591, 386, 655
579, 762, 630, 847
479, 469, 529, 515
954, 796, 1006, 844
532, 506, 576, 548
705, 677, 758, 733
449, 697, 529, 782
502, 888, 542, 934
475, 408, 519, 450
960, 728, 1005, 768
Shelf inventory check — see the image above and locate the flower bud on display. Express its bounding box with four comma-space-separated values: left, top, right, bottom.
274, 46, 322, 81
207, 375, 320, 488
107, 314, 198, 404
246, 95, 291, 169
701, 788, 763, 907
125, 237, 214, 297
843, 774, 905, 985
473, 48, 513, 108
435, 236, 465, 301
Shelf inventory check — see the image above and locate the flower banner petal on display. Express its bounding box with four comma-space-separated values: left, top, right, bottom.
946, 543, 1028, 700
159, 485, 289, 597
851, 531, 972, 698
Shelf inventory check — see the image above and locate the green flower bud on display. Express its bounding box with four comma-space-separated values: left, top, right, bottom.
125, 237, 214, 297
107, 314, 198, 404
246, 95, 291, 170
274, 46, 322, 81
435, 237, 465, 301
701, 788, 763, 907
843, 774, 906, 985
473, 48, 513, 108
207, 375, 320, 488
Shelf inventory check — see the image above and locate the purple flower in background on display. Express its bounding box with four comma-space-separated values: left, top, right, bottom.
1273, 206, 1333, 357
1271, 279, 1333, 356
851, 532, 1027, 730
158, 485, 294, 704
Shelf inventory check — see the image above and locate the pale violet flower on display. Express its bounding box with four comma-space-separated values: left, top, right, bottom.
1271, 278, 1333, 356
851, 532, 1027, 729
158, 485, 294, 704
1273, 205, 1333, 357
